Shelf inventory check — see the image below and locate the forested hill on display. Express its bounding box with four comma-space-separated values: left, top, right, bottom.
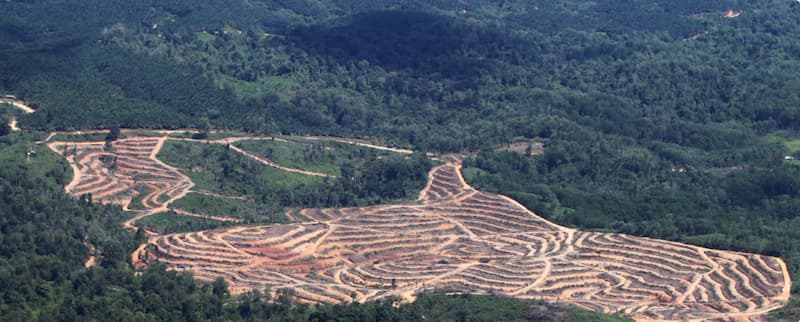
1, 0, 800, 319
1, 1, 798, 150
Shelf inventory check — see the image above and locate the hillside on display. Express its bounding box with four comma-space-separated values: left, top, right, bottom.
1, 0, 800, 320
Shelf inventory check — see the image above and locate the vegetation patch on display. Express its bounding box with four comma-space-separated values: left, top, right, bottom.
235, 137, 408, 177
126, 184, 153, 210
159, 139, 432, 209
495, 139, 544, 156
170, 192, 281, 223
158, 140, 321, 195
137, 211, 235, 234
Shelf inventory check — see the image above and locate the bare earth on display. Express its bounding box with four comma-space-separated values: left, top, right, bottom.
46, 135, 334, 230
48, 133, 791, 321
48, 137, 196, 232
1, 96, 35, 131
0, 98, 36, 114
496, 141, 544, 155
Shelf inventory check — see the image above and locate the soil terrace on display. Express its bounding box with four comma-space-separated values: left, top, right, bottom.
127, 152, 791, 321
46, 134, 339, 230
48, 137, 192, 212
45, 132, 790, 321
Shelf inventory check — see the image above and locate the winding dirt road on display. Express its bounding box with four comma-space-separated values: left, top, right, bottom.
132, 156, 792, 321
46, 129, 793, 321
1, 96, 35, 132
295, 136, 416, 154
0, 97, 36, 114
46, 130, 411, 231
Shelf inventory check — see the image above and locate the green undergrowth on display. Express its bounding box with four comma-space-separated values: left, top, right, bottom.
158, 139, 432, 210
170, 192, 284, 224
158, 140, 322, 196
50, 132, 110, 142
312, 293, 635, 322
136, 211, 236, 234
126, 185, 152, 211
235, 137, 407, 177
180, 131, 251, 139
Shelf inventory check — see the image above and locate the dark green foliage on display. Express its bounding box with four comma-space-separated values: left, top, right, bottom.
4, 1, 799, 151
305, 293, 633, 322
160, 140, 431, 211
0, 120, 9, 136
136, 211, 237, 234
105, 126, 120, 142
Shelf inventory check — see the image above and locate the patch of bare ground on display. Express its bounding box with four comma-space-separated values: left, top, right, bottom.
44, 129, 791, 321
83, 237, 97, 268
294, 135, 417, 155
725, 9, 741, 18
707, 166, 747, 177
496, 141, 544, 155
0, 97, 37, 114
1, 95, 35, 131
47, 136, 195, 233
131, 154, 792, 322
47, 133, 344, 235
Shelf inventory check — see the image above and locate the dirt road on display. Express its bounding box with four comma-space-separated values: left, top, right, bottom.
0, 98, 36, 113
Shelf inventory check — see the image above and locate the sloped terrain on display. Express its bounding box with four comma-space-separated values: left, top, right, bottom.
48, 137, 192, 211
133, 155, 791, 321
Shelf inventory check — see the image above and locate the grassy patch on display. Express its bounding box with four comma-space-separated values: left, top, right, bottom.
764, 131, 800, 153
235, 139, 341, 176
157, 137, 432, 212
195, 31, 215, 43
51, 132, 110, 142
127, 184, 152, 210
137, 211, 234, 234
158, 140, 322, 196
166, 131, 251, 140
0, 132, 73, 187
235, 138, 409, 177
785, 139, 800, 153
171, 192, 285, 223
461, 167, 488, 183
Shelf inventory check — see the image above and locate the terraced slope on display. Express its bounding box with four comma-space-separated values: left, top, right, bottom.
132, 155, 791, 321
48, 137, 192, 212
47, 134, 332, 230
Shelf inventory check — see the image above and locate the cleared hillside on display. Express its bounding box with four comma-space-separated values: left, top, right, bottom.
131, 155, 791, 321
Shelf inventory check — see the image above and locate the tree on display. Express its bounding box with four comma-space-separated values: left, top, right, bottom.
106, 126, 121, 142
0, 119, 10, 136
212, 277, 228, 298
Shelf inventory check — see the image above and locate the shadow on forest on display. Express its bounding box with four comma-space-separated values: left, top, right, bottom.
287, 11, 510, 79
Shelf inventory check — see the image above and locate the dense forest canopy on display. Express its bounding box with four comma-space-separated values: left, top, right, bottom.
1, 0, 800, 319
